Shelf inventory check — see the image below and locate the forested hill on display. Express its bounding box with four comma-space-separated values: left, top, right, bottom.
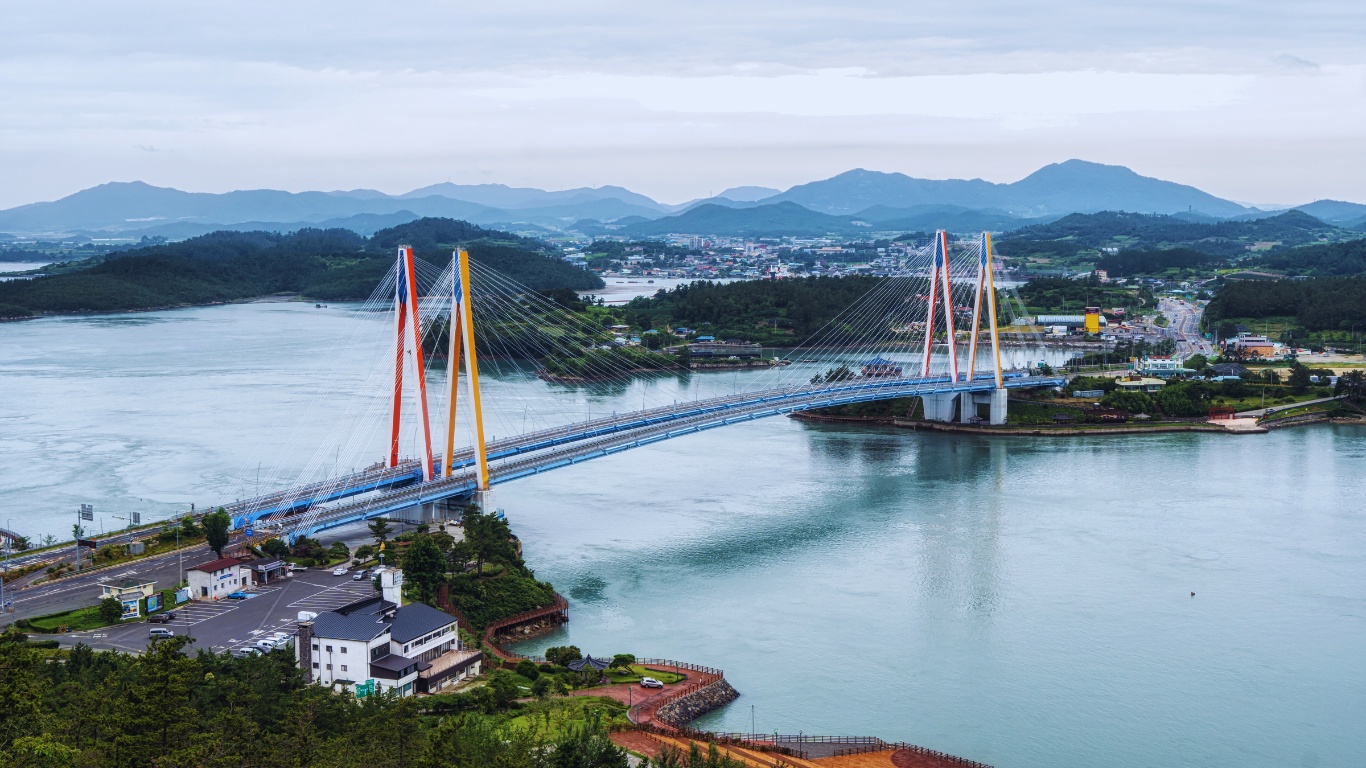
621, 276, 885, 345
998, 210, 1343, 260
0, 218, 602, 319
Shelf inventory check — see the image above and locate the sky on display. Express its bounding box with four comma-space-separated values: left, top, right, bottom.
3, 1, 1366, 209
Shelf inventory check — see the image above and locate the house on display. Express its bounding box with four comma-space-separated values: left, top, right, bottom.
860, 357, 903, 377
1139, 356, 1186, 378
297, 574, 480, 697
187, 557, 249, 600
1116, 376, 1166, 393
99, 579, 155, 619
244, 558, 287, 585
1225, 334, 1276, 359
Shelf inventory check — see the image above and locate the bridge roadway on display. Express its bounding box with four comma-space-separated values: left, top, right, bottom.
275, 372, 1064, 540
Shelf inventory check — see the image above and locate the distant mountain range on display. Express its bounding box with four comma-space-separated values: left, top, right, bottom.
3, 160, 1364, 239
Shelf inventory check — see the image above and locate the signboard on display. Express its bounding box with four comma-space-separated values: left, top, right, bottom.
244, 527, 254, 538
132, 512, 141, 525
77, 538, 98, 550
175, 588, 191, 605
145, 594, 162, 613
80, 504, 94, 521
355, 679, 376, 698
120, 598, 141, 620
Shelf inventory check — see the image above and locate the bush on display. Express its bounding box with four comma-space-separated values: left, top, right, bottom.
1100, 389, 1157, 415
515, 659, 541, 680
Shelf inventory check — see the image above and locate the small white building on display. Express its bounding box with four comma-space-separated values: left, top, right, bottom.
187, 557, 249, 600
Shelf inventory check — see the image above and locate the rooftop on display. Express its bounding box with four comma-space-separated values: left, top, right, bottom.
188, 557, 246, 574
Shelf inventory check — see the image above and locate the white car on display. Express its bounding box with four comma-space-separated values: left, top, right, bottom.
640, 677, 664, 689
332, 566, 347, 576
253, 639, 278, 651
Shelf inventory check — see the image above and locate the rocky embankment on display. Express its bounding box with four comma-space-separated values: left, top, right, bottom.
656, 680, 740, 726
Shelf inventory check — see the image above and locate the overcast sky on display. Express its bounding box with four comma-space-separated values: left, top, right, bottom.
3, 1, 1365, 208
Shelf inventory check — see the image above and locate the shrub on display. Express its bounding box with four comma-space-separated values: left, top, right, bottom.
515, 659, 541, 680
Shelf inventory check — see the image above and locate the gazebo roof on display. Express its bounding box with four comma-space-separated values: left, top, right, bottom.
566, 655, 611, 672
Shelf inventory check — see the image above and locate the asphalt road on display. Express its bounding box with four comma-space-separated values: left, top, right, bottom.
1157, 298, 1213, 358
2, 517, 416, 629
53, 567, 381, 655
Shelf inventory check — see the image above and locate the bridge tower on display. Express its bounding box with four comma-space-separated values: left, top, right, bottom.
920, 230, 960, 382
443, 249, 493, 510
921, 231, 1009, 425
388, 246, 435, 480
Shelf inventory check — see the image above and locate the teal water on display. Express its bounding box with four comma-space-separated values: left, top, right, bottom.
2, 303, 1364, 767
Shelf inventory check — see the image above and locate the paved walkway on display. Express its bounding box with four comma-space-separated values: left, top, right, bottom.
1235, 395, 1344, 418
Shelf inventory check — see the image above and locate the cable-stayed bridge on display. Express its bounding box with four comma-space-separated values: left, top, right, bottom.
220, 232, 1064, 542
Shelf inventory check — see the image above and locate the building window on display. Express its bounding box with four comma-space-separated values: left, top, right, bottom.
326, 646, 333, 653
312, 662, 319, 669
341, 647, 347, 654
312, 644, 319, 651
325, 664, 331, 670
341, 665, 348, 672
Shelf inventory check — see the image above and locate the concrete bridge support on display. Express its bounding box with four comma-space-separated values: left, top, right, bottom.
921, 389, 1008, 425
959, 389, 1008, 425
921, 392, 961, 422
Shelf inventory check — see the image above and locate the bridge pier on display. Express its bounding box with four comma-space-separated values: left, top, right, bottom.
921, 389, 1008, 425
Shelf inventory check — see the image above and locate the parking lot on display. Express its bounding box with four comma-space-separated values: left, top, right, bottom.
58, 567, 383, 655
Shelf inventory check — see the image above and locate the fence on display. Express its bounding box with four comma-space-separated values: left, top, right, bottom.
831, 741, 994, 768
434, 585, 568, 663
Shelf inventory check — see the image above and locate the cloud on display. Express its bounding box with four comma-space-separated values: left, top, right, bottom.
1, 1, 1365, 208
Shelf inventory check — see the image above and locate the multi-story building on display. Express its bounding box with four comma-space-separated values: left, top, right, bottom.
296, 572, 481, 697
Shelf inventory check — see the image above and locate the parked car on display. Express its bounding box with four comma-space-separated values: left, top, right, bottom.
225, 591, 254, 600
269, 633, 294, 649
640, 677, 664, 689
147, 612, 177, 624
332, 566, 348, 576
351, 571, 368, 581
253, 639, 278, 651
148, 628, 175, 640
232, 647, 262, 659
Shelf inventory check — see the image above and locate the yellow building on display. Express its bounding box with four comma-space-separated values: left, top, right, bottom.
1084, 307, 1101, 335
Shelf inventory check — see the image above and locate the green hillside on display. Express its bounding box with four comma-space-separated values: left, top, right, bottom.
0, 218, 601, 319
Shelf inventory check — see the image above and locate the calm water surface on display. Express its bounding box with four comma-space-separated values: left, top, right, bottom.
1, 302, 1363, 768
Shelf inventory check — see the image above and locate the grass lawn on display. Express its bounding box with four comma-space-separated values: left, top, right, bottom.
26, 605, 120, 633
605, 665, 686, 686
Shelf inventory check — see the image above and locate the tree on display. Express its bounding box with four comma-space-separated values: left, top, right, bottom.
1336, 370, 1366, 399
515, 659, 541, 680
544, 645, 582, 667
549, 714, 630, 768
487, 670, 520, 710
531, 675, 552, 701
179, 515, 200, 539
367, 518, 393, 550
609, 653, 635, 669
98, 597, 123, 624
327, 541, 350, 563
401, 534, 446, 605
1289, 362, 1312, 394
260, 538, 290, 559
10, 535, 29, 552
202, 509, 231, 558
1185, 353, 1208, 373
